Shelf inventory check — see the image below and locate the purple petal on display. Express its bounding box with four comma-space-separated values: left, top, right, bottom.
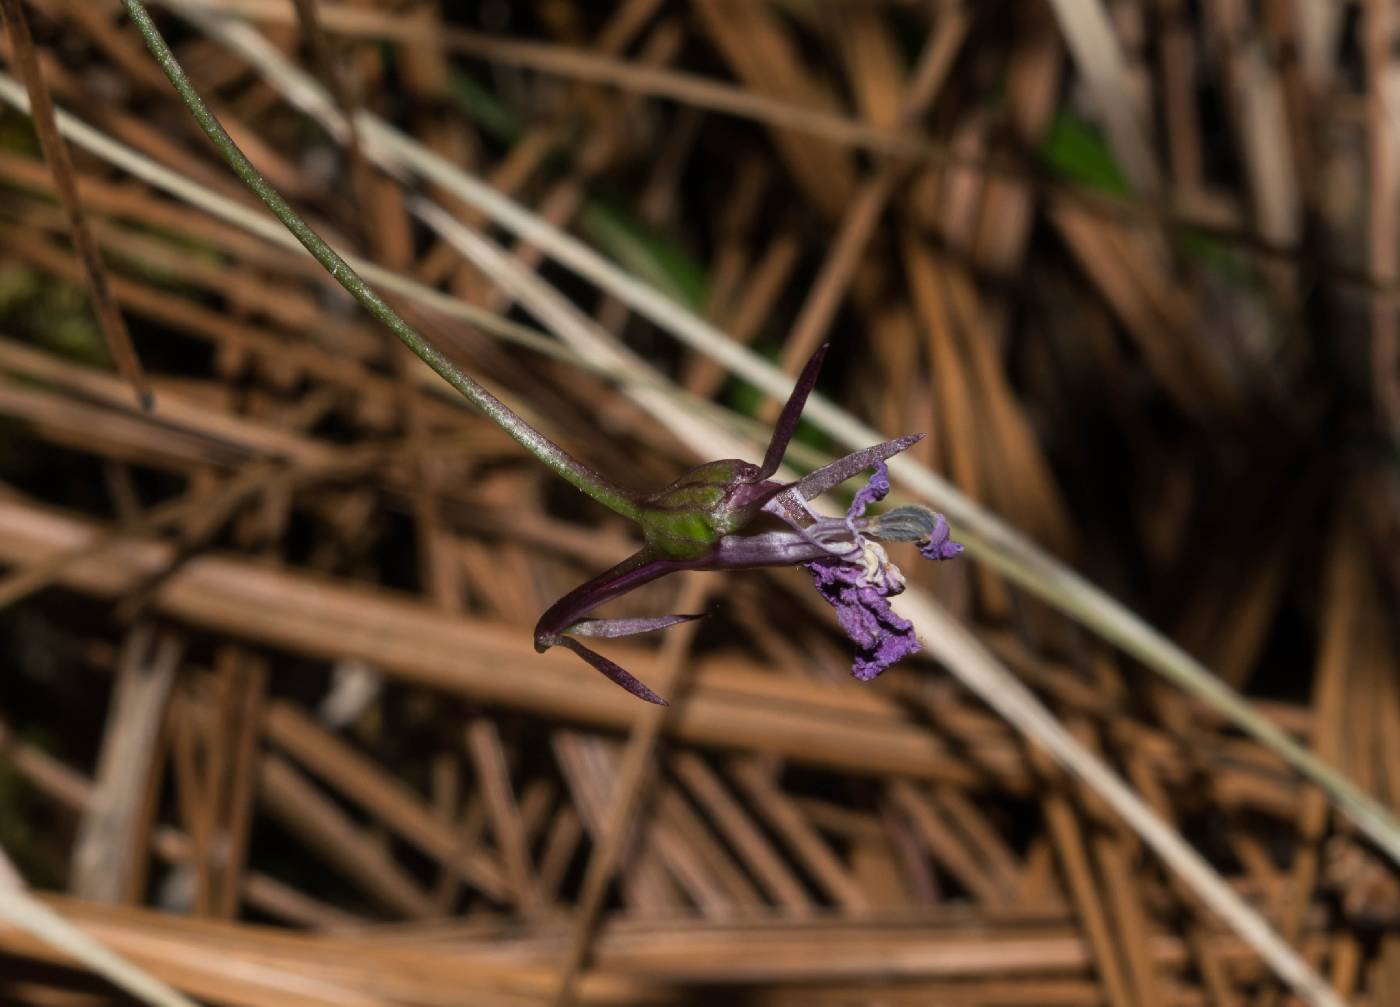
534, 549, 686, 646
852, 617, 923, 680
918, 512, 964, 561
556, 636, 669, 706
534, 550, 690, 704
702, 529, 835, 569
754, 345, 828, 481
847, 460, 891, 520
806, 557, 921, 681
789, 434, 923, 503
568, 614, 704, 638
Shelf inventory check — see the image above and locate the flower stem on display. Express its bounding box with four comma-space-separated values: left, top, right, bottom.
118, 0, 643, 522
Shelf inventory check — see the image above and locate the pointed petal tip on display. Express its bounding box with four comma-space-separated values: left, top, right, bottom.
605, 672, 670, 705
557, 636, 671, 706
885, 432, 924, 455
756, 344, 831, 481
792, 433, 926, 502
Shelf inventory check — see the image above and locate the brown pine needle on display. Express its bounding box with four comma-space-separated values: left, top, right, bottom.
0, 0, 153, 410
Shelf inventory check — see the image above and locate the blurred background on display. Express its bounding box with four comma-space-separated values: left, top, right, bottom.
0, 0, 1398, 1003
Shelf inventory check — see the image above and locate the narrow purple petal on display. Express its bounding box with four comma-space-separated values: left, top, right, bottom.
568, 614, 704, 638
534, 549, 686, 646
789, 433, 923, 503
702, 529, 835, 569
918, 512, 964, 561
754, 344, 829, 481
847, 460, 891, 520
556, 636, 669, 706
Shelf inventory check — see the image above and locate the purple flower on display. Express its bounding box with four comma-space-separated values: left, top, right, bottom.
808, 562, 919, 681
799, 459, 955, 681
534, 346, 963, 703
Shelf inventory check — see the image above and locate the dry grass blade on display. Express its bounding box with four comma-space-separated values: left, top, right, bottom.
0, 69, 592, 375
0, 456, 281, 612
899, 589, 1344, 1007
0, 13, 1382, 895
168, 0, 934, 160
0, 0, 152, 408
107, 12, 1366, 1000
69, 626, 180, 902
1042, 0, 1158, 191
0, 863, 199, 1007
170, 0, 1400, 875
4, 4, 1397, 1005
553, 576, 711, 1007
763, 5, 971, 418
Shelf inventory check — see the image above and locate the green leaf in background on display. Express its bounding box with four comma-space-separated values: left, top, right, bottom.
1039, 110, 1131, 196
1178, 226, 1252, 286
0, 264, 107, 366
449, 72, 526, 145
576, 197, 708, 309
1041, 110, 1252, 284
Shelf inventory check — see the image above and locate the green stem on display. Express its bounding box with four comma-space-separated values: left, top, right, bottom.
119, 0, 643, 522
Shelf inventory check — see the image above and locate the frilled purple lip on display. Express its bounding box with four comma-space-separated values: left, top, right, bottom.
532, 344, 962, 705
798, 454, 963, 683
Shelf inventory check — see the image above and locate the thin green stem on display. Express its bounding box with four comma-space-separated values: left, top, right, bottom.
118, 0, 643, 522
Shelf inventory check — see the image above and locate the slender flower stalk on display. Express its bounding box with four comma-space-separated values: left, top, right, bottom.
119, 0, 643, 522
119, 3, 963, 705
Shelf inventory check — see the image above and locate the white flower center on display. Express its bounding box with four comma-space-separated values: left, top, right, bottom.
859, 540, 905, 594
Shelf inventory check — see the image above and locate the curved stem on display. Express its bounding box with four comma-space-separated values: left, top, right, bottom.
119, 0, 642, 522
